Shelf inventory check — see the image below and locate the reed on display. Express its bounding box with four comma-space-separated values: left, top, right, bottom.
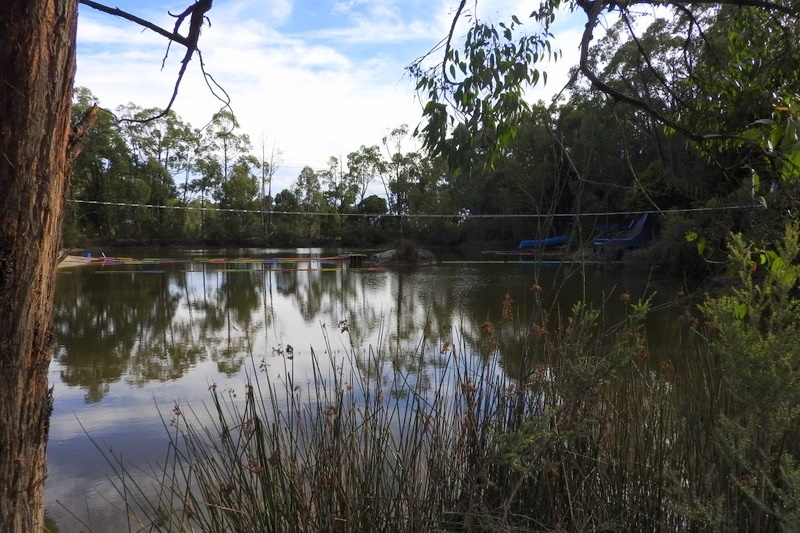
94, 227, 800, 531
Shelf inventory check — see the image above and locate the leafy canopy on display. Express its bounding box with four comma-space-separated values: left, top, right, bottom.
410, 0, 800, 176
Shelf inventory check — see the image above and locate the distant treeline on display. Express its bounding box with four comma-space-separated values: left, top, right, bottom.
68, 1, 800, 276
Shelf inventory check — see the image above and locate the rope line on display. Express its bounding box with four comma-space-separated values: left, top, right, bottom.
67, 199, 763, 219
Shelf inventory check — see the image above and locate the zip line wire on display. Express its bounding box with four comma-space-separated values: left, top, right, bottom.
67, 199, 764, 219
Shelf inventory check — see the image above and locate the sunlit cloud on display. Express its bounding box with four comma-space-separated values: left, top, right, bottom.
75, 0, 575, 190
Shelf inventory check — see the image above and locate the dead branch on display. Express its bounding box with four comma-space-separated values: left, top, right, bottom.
78, 0, 215, 123
78, 0, 191, 48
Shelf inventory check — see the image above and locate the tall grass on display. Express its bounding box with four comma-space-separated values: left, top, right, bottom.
95, 225, 800, 532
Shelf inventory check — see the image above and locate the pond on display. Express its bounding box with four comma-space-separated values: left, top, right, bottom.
45, 248, 689, 531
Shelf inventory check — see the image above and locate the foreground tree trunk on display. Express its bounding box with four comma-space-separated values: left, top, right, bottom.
0, 0, 78, 530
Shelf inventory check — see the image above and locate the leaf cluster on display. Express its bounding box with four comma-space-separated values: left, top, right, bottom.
410, 13, 559, 173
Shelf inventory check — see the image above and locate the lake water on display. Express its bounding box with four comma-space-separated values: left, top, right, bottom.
45, 248, 688, 531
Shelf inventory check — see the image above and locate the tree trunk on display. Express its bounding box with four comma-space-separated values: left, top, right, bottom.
0, 0, 78, 530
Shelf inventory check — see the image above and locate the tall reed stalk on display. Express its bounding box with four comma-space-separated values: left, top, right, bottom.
93, 228, 800, 531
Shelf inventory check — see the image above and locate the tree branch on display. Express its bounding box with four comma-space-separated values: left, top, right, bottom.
67, 105, 98, 162
621, 12, 681, 106
665, 0, 799, 17
442, 0, 468, 85
577, 0, 707, 141
78, 0, 215, 124
78, 0, 190, 48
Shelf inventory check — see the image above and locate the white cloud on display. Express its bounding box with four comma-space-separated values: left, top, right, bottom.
333, 0, 371, 15
75, 0, 576, 192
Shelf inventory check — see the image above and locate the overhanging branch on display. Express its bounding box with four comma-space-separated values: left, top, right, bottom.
77, 0, 216, 123
575, 0, 794, 144
78, 0, 190, 48
665, 0, 799, 17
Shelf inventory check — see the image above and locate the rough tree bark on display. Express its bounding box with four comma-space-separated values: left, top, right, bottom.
0, 0, 79, 530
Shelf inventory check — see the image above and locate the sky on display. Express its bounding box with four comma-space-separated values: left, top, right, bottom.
75, 0, 586, 193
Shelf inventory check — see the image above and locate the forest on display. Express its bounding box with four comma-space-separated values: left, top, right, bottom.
68, 4, 799, 279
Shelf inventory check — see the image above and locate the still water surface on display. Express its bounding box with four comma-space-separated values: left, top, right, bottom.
46, 248, 686, 531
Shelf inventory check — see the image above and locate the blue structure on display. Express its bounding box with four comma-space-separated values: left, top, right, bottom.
518, 235, 570, 250
592, 213, 653, 249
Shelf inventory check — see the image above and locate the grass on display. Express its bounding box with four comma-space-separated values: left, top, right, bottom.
86, 226, 800, 531
90, 300, 668, 531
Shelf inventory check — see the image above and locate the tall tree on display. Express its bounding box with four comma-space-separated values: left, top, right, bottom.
218, 155, 260, 241
321, 156, 358, 214
0, 2, 82, 530
294, 166, 324, 240
272, 189, 301, 242
346, 145, 386, 204
70, 88, 134, 237
190, 155, 224, 240
117, 104, 197, 178
207, 109, 251, 181
258, 138, 282, 236
382, 125, 421, 216
0, 1, 213, 528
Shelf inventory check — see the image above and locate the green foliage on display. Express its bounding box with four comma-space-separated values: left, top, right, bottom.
690, 223, 800, 530
349, 195, 389, 246
346, 145, 387, 204
743, 98, 800, 184
217, 155, 260, 241
71, 89, 134, 237
406, 0, 799, 260
410, 13, 558, 172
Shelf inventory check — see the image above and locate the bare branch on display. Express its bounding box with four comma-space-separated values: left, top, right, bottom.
442, 0, 468, 84
79, 0, 215, 124
577, 1, 707, 141
78, 0, 190, 48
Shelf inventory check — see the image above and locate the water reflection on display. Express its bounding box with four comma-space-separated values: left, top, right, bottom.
48, 251, 685, 531
54, 257, 533, 403
54, 269, 184, 402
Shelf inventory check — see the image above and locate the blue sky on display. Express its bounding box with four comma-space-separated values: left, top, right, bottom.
76, 0, 584, 192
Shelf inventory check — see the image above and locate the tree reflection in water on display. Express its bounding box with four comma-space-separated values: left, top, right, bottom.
54, 254, 677, 403
48, 251, 683, 531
